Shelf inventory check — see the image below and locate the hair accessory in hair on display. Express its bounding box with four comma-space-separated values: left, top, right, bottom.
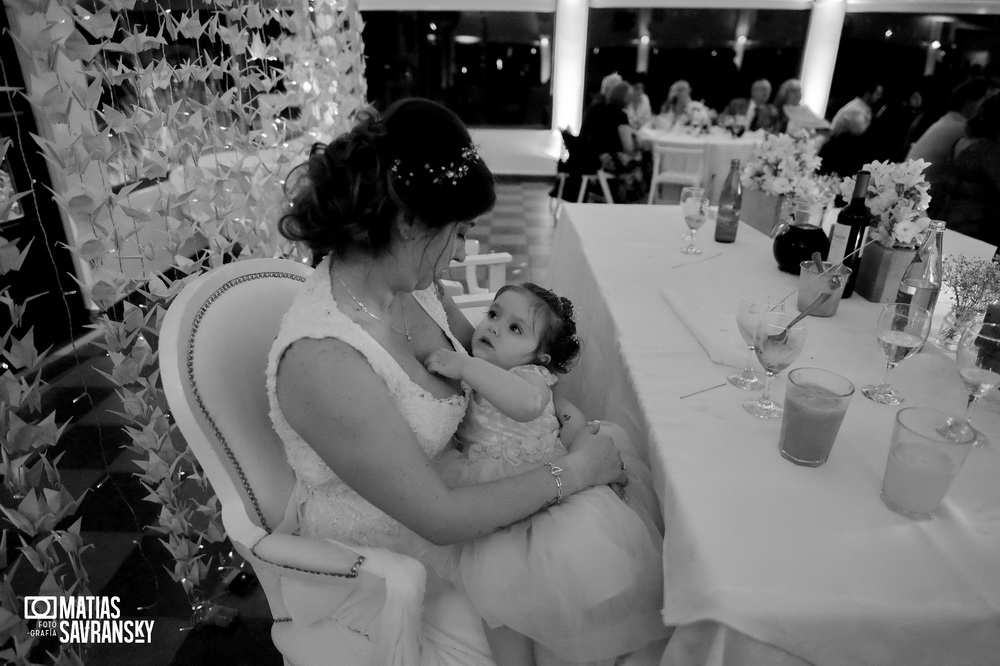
391, 145, 481, 187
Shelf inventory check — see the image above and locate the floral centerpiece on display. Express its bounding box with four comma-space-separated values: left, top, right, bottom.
741, 131, 822, 196
838, 159, 934, 301
656, 100, 713, 133
936, 255, 1000, 350
838, 159, 932, 249
739, 131, 823, 234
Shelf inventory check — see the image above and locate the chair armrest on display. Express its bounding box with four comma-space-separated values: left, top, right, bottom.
250, 532, 385, 589
450, 251, 513, 294
451, 252, 514, 268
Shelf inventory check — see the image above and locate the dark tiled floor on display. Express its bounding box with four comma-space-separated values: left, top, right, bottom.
4, 177, 559, 665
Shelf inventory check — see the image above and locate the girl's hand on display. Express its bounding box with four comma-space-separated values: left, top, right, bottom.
561, 421, 628, 491
425, 349, 467, 380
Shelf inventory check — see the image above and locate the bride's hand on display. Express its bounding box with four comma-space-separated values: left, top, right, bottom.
560, 421, 628, 491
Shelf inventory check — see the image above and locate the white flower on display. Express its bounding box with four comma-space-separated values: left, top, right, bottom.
838, 159, 931, 248
742, 131, 823, 198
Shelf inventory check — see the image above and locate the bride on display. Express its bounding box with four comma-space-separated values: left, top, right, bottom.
268, 97, 665, 664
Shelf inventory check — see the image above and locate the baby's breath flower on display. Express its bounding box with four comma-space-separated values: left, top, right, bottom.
942, 255, 1000, 314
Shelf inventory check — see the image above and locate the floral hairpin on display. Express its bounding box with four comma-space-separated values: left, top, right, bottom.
391, 145, 481, 187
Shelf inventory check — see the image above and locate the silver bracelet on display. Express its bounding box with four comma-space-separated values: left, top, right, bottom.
545, 462, 564, 505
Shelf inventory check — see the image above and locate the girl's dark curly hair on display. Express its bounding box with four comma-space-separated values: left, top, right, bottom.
497, 283, 581, 374
279, 98, 496, 262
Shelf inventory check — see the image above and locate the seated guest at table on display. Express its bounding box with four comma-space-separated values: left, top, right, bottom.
582, 71, 624, 121
819, 80, 886, 177
773, 78, 831, 135
659, 79, 712, 130
907, 77, 991, 218
626, 72, 653, 129
722, 78, 777, 132
941, 93, 1000, 246
272, 97, 641, 663
581, 82, 646, 202
830, 79, 885, 138
425, 283, 666, 665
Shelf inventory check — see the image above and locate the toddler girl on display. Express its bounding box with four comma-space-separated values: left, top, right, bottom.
425, 283, 667, 665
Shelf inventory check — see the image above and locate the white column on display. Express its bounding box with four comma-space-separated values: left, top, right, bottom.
552, 0, 588, 133
924, 20, 944, 76
540, 36, 551, 84
800, 0, 846, 119
636, 8, 651, 74
733, 10, 751, 71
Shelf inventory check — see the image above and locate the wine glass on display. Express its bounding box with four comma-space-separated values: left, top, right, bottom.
679, 186, 707, 252
955, 322, 1000, 448
862, 303, 932, 405
729, 291, 784, 390
743, 311, 807, 419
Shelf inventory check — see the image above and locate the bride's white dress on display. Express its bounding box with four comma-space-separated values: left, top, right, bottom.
267, 257, 667, 665
267, 257, 490, 665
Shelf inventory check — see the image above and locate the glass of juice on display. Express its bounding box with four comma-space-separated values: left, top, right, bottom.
779, 368, 855, 466
881, 407, 976, 520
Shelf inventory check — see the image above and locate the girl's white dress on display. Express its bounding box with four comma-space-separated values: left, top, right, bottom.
436, 365, 668, 664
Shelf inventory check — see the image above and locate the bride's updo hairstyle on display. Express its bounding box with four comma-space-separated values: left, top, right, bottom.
279, 98, 496, 260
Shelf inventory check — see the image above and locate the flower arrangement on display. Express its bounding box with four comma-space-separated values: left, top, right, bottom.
942, 255, 1000, 316
657, 100, 713, 132
741, 131, 822, 197
839, 159, 932, 248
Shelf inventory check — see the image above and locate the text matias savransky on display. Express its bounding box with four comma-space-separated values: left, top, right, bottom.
25, 595, 155, 644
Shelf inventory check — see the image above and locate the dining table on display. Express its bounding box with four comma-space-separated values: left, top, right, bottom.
636, 123, 763, 204
545, 203, 1000, 666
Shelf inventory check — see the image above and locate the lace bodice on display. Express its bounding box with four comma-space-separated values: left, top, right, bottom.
457, 365, 562, 470
266, 257, 469, 548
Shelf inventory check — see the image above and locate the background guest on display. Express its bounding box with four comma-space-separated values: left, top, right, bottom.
583, 71, 625, 121
830, 80, 885, 137
580, 82, 645, 202
626, 72, 653, 129
940, 93, 1000, 246
907, 77, 991, 217
722, 78, 776, 132
658, 79, 711, 129
772, 78, 830, 135
819, 79, 885, 177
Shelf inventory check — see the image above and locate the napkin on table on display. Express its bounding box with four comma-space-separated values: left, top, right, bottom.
661, 287, 747, 368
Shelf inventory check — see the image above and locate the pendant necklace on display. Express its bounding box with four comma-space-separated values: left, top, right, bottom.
334, 273, 411, 341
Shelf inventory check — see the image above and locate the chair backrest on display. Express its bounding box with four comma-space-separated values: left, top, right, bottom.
160, 258, 312, 536
651, 140, 707, 183
559, 127, 601, 175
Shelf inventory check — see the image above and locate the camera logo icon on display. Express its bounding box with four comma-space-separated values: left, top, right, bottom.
24, 596, 57, 620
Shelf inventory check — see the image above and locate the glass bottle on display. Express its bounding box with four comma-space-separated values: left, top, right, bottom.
829, 170, 871, 297
895, 219, 945, 318
714, 159, 741, 243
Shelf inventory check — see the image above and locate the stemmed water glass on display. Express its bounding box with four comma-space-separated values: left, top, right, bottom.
743, 311, 807, 419
679, 186, 707, 253
729, 291, 784, 390
862, 303, 932, 405
955, 322, 1000, 447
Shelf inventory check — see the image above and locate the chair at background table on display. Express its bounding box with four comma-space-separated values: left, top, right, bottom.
550, 129, 616, 218
160, 258, 490, 665
440, 239, 512, 324
647, 140, 706, 204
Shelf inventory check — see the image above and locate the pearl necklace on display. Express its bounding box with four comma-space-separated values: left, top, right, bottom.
334, 273, 411, 341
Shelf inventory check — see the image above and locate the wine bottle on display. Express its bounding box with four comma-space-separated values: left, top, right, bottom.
714, 159, 741, 243
895, 219, 944, 318
828, 171, 871, 298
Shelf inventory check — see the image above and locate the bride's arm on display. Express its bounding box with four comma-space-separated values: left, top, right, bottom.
277, 337, 626, 546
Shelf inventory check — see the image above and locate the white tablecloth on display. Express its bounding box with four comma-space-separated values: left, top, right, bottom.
545, 204, 1000, 666
636, 125, 761, 204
